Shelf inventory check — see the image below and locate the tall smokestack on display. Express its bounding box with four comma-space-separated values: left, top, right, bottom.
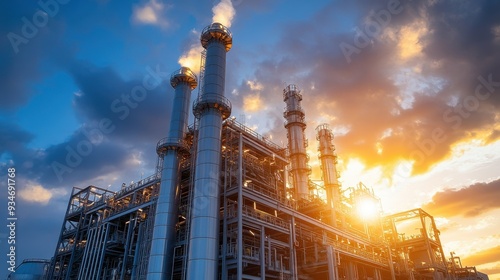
187, 22, 232, 280
316, 124, 340, 227
147, 67, 197, 280
283, 84, 311, 199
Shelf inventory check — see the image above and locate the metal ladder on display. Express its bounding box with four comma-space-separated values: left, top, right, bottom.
198, 50, 206, 97
181, 117, 199, 280
136, 203, 156, 280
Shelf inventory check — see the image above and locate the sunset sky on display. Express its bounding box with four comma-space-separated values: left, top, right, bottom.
1, 0, 499, 279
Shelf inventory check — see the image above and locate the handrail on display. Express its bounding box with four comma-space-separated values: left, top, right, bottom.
296, 225, 389, 266
193, 94, 232, 110
283, 84, 302, 101
156, 137, 189, 151
192, 94, 232, 119
202, 22, 232, 38
115, 173, 160, 199
224, 118, 287, 155
241, 204, 290, 230
170, 67, 197, 82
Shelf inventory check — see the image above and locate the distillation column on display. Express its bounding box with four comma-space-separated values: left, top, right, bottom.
283, 84, 311, 199
187, 22, 232, 280
147, 67, 197, 280
316, 124, 341, 227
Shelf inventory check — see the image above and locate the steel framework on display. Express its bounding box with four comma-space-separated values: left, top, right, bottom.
44, 21, 488, 280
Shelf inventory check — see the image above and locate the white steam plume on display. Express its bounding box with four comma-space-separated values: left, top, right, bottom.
212, 0, 235, 28
178, 0, 236, 73
178, 42, 204, 75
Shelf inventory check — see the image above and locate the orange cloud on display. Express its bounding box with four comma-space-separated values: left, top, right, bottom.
19, 184, 67, 205
397, 20, 427, 60
422, 179, 500, 217
243, 93, 263, 112
228, 1, 500, 179
462, 246, 500, 266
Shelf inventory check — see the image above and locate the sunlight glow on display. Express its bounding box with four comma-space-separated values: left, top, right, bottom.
356, 197, 379, 221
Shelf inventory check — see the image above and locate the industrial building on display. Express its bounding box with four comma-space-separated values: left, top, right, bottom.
44, 22, 489, 280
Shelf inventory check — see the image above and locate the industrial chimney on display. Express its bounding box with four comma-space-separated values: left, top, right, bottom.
283, 84, 311, 199
147, 67, 197, 280
187, 22, 232, 280
316, 123, 341, 227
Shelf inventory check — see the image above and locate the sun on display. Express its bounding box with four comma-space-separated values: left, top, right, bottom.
356, 198, 379, 221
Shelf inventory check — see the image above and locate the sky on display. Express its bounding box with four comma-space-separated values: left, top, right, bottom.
0, 0, 499, 278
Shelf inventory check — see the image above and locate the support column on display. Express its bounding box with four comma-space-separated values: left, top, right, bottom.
327, 246, 339, 280
260, 226, 266, 279
237, 133, 243, 280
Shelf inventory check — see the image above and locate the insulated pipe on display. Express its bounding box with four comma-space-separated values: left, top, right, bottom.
283, 84, 310, 199
147, 67, 197, 280
187, 22, 232, 280
316, 124, 340, 226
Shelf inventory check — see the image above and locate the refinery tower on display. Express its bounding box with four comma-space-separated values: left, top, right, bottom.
45, 22, 488, 280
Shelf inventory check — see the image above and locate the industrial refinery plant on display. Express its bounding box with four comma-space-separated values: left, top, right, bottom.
38, 22, 488, 280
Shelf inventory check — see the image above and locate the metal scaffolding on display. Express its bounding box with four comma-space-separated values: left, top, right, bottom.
46, 116, 484, 280
44, 21, 488, 280
47, 178, 160, 280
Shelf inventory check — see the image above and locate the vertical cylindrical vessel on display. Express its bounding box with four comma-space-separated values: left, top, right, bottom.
187, 22, 232, 280
316, 124, 340, 226
147, 67, 197, 280
283, 84, 310, 199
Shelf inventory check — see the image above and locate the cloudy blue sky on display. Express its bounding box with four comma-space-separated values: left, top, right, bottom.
1, 0, 500, 278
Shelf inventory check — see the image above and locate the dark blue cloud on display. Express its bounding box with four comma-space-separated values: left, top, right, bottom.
0, 122, 34, 156
1, 59, 178, 189
0, 1, 70, 110
67, 60, 174, 142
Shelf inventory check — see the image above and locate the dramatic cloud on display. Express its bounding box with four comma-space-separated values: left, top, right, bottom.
36, 60, 176, 187
0, 122, 34, 156
0, 2, 68, 109
227, 0, 500, 176
0, 59, 174, 196
395, 19, 427, 60
67, 60, 172, 143
423, 179, 500, 217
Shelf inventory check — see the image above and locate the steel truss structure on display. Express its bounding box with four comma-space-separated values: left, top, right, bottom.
45, 21, 488, 280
